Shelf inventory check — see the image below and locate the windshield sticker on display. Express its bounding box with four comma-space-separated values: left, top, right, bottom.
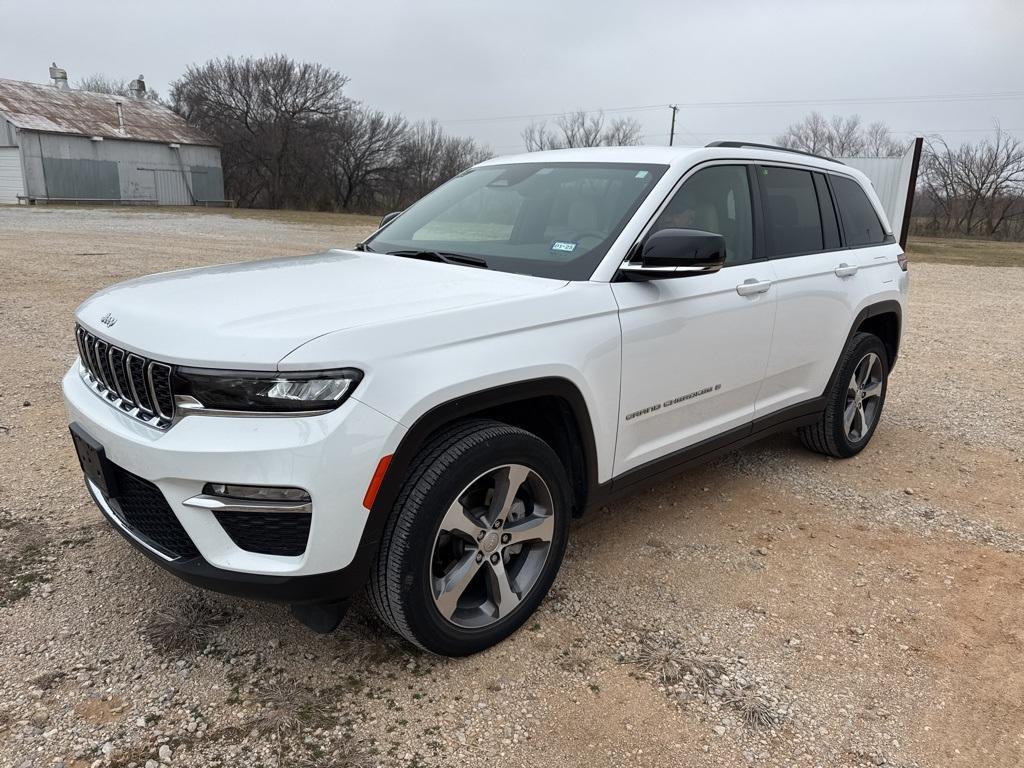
551, 241, 577, 253
635, 170, 650, 179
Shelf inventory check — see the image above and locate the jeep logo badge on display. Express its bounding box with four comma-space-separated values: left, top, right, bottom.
100, 313, 117, 328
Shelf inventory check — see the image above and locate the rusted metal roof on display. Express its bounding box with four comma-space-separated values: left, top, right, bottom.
0, 79, 217, 146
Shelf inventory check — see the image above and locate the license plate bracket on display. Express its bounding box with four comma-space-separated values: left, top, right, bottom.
69, 423, 119, 498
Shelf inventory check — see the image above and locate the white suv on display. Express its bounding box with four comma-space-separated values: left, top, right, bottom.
64, 143, 907, 656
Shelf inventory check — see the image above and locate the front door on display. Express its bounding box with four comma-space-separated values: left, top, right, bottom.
611, 163, 776, 476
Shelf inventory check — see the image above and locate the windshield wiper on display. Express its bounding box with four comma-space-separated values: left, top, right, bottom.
386, 249, 488, 269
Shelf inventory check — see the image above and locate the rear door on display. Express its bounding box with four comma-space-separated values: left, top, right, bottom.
755, 166, 886, 415
612, 163, 777, 476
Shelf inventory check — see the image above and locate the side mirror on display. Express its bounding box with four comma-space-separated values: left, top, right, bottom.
378, 211, 403, 229
620, 228, 727, 279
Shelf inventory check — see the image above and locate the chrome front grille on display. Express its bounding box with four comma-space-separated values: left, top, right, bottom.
75, 325, 175, 428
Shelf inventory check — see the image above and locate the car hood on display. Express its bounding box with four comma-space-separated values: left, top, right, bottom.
76, 250, 568, 369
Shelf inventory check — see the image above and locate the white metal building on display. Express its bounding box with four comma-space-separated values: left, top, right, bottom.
0, 66, 224, 205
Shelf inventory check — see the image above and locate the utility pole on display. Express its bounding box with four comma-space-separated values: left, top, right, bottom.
668, 105, 679, 146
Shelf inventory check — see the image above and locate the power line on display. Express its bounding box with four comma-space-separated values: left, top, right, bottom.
437, 90, 1024, 126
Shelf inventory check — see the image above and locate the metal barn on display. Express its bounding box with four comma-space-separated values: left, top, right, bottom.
0, 66, 224, 205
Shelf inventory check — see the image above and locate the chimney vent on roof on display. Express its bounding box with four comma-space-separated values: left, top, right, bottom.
129, 75, 146, 99
49, 62, 69, 90
115, 101, 126, 133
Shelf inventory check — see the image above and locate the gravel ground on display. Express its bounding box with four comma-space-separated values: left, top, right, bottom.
1, 206, 1022, 768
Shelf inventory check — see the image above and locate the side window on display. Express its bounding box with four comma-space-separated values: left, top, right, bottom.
830, 175, 886, 246
758, 166, 823, 257
813, 173, 841, 250
650, 165, 753, 265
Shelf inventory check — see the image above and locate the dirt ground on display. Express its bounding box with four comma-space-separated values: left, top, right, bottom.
0, 206, 1022, 768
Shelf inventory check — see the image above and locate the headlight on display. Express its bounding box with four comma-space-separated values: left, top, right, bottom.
173, 367, 363, 413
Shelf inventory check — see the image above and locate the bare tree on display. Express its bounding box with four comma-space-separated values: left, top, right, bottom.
602, 116, 643, 147
326, 108, 408, 210
171, 54, 351, 208
76, 73, 161, 101
775, 112, 905, 157
522, 121, 563, 152
522, 110, 644, 151
557, 110, 605, 147
390, 120, 491, 209
864, 120, 906, 157
919, 127, 1024, 237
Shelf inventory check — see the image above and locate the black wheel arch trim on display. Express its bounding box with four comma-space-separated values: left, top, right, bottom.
824, 300, 902, 396
368, 377, 601, 538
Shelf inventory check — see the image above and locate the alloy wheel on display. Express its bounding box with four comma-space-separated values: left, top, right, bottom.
844, 352, 883, 442
430, 464, 555, 629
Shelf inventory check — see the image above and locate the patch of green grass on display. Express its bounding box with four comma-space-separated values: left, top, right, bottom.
907, 236, 1024, 267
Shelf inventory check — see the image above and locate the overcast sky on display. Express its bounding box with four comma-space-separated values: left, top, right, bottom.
2, 0, 1022, 155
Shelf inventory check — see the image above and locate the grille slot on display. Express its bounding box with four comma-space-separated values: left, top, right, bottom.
94, 339, 116, 397
149, 363, 175, 420
127, 354, 155, 414
110, 466, 199, 560
213, 510, 312, 557
109, 347, 133, 405
74, 324, 174, 428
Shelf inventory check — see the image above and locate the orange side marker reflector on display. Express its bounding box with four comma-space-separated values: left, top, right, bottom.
362, 454, 393, 510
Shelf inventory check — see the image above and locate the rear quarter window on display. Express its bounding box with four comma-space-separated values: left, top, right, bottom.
830, 175, 887, 247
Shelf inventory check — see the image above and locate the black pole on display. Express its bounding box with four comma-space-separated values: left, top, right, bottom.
669, 105, 678, 146
899, 136, 924, 251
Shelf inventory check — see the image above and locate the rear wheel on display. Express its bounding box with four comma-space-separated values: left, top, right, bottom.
799, 332, 889, 458
367, 420, 570, 656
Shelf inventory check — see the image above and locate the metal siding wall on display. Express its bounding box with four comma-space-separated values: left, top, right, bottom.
0, 118, 17, 146
190, 165, 224, 202
0, 147, 25, 202
15, 132, 223, 204
151, 168, 191, 204
42, 157, 120, 199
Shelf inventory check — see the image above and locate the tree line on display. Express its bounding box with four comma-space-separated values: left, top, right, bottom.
79, 61, 1024, 238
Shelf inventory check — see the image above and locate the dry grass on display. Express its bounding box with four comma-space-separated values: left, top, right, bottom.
635, 639, 685, 684
906, 236, 1024, 267
37, 203, 380, 228
724, 687, 779, 729
635, 638, 725, 692
247, 680, 336, 740
143, 594, 233, 656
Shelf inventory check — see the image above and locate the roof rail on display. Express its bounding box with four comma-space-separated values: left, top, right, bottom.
705, 141, 845, 166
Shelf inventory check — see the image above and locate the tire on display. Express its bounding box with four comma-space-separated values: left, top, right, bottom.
798, 332, 889, 459
367, 419, 571, 656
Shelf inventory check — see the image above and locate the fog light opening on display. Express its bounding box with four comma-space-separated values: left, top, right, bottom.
203, 483, 311, 503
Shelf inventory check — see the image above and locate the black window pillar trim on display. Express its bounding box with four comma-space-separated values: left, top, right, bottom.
746, 164, 768, 261
823, 172, 849, 247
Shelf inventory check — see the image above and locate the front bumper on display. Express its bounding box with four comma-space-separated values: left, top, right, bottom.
63, 363, 405, 599
84, 478, 372, 604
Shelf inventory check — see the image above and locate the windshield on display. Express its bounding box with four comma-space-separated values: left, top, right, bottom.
365, 162, 668, 280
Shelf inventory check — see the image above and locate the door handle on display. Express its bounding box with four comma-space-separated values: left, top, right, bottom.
835, 262, 859, 278
736, 278, 772, 296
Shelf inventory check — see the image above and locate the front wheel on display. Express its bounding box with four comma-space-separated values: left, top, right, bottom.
367, 420, 570, 656
799, 332, 889, 458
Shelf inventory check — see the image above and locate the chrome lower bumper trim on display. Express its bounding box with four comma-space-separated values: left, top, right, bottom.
87, 478, 177, 562
182, 494, 312, 515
